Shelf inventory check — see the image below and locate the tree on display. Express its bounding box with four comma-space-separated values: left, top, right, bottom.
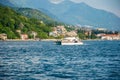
78, 33, 86, 40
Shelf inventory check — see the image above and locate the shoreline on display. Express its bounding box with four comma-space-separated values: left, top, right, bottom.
0, 39, 120, 42
0, 39, 60, 42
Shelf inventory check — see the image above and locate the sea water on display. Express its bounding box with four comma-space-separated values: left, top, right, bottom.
0, 41, 120, 80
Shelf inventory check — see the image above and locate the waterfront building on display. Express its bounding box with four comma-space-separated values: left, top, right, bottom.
101, 34, 120, 40
0, 33, 7, 40
20, 34, 28, 40
49, 25, 67, 37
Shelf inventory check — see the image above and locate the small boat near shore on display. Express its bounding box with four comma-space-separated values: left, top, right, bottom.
56, 37, 83, 45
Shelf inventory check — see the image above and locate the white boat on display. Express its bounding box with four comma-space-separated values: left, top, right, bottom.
56, 37, 83, 45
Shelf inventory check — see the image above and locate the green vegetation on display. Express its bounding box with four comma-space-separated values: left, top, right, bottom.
0, 5, 119, 40
15, 8, 63, 27
0, 5, 55, 39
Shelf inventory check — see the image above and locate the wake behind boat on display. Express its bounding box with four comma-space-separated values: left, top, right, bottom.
56, 37, 83, 45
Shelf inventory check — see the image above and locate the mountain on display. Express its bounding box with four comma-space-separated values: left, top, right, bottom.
15, 8, 58, 26
0, 0, 120, 30
52, 2, 120, 30
45, 1, 120, 31
0, 0, 51, 8
0, 5, 53, 39
38, 8, 59, 21
0, 0, 15, 7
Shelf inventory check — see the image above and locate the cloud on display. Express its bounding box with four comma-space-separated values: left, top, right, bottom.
70, 0, 85, 3
49, 0, 64, 4
49, 0, 85, 4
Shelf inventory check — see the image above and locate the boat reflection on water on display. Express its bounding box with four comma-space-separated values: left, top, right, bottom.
56, 37, 83, 45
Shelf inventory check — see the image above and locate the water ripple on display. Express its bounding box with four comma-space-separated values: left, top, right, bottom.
0, 41, 120, 80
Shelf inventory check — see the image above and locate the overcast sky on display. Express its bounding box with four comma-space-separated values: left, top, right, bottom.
49, 0, 120, 17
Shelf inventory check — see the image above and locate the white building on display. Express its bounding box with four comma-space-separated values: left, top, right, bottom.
0, 33, 7, 40
101, 34, 120, 40
20, 34, 28, 40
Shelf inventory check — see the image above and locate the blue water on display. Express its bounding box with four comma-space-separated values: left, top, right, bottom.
0, 41, 120, 80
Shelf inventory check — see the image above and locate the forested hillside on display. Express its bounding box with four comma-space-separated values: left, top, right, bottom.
15, 8, 62, 27
0, 5, 54, 39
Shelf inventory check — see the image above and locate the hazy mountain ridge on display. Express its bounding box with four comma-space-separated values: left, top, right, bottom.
37, 8, 59, 21
0, 0, 120, 30
0, 0, 15, 7
15, 8, 57, 25
48, 2, 120, 30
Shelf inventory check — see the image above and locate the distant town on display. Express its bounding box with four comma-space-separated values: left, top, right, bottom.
0, 25, 120, 41
0, 4, 120, 42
